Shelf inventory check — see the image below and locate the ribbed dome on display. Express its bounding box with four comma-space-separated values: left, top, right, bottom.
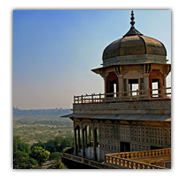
103, 35, 167, 60
102, 11, 167, 63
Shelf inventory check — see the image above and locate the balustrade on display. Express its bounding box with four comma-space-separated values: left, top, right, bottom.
74, 87, 171, 104
62, 148, 170, 169
104, 148, 170, 169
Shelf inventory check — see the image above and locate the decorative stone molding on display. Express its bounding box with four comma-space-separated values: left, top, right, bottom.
103, 54, 167, 67
114, 66, 122, 75
163, 65, 171, 76
99, 70, 109, 79
144, 64, 151, 74
73, 100, 171, 115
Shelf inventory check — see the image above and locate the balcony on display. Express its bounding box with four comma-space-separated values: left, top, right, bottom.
62, 148, 171, 169
105, 148, 171, 169
62, 147, 105, 169
74, 87, 171, 104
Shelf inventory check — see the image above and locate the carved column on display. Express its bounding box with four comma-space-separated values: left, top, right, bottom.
85, 126, 87, 147
78, 127, 80, 151
163, 74, 167, 88
100, 71, 109, 94
143, 64, 151, 97
163, 74, 167, 97
93, 128, 97, 161
115, 66, 123, 95
89, 126, 92, 144
81, 124, 85, 157
143, 73, 150, 91
103, 77, 107, 94
117, 74, 124, 93
74, 127, 78, 154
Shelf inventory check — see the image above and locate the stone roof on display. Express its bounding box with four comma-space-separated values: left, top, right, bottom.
64, 113, 171, 122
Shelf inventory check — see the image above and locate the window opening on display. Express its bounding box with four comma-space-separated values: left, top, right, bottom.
120, 141, 130, 152
128, 79, 139, 96
113, 83, 117, 97
152, 79, 160, 97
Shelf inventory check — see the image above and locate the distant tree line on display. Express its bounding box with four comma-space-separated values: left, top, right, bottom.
13, 136, 73, 169
13, 107, 72, 117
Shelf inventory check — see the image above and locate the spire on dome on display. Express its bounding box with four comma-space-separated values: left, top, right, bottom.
130, 10, 135, 27
123, 10, 143, 37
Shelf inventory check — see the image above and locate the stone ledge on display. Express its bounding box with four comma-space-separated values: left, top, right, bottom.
73, 100, 171, 115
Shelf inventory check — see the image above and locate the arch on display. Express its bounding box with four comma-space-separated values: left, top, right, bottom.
149, 69, 164, 97
106, 72, 118, 96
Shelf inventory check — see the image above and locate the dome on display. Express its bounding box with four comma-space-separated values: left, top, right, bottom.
102, 11, 167, 66
103, 34, 167, 60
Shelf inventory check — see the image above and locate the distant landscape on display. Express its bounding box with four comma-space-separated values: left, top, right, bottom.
13, 107, 72, 117
13, 107, 74, 168
13, 107, 73, 145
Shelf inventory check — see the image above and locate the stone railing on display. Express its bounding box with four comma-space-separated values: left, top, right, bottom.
62, 148, 171, 169
104, 148, 171, 169
105, 156, 163, 169
74, 87, 171, 104
62, 153, 105, 169
106, 148, 171, 159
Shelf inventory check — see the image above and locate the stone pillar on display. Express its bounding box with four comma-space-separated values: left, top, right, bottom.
81, 126, 85, 157
78, 127, 80, 151
100, 72, 108, 94
74, 128, 78, 154
85, 126, 87, 147
163, 74, 167, 88
93, 128, 97, 161
143, 73, 150, 97
117, 74, 124, 93
89, 126, 92, 144
163, 74, 167, 97
143, 73, 150, 90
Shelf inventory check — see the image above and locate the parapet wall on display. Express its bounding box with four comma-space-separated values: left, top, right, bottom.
73, 99, 171, 115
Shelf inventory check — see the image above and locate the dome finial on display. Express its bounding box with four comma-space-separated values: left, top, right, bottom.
123, 10, 143, 37
130, 10, 135, 27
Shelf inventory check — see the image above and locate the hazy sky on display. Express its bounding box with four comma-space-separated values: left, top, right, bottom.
13, 10, 171, 109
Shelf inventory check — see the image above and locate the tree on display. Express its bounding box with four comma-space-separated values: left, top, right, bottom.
13, 136, 30, 153
51, 158, 67, 169
13, 151, 37, 169
60, 137, 72, 151
46, 136, 73, 152
49, 152, 62, 160
30, 140, 44, 150
30, 146, 50, 166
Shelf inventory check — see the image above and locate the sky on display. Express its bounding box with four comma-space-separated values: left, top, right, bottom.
13, 10, 171, 109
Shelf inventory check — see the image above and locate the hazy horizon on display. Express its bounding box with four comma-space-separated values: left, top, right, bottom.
13, 10, 171, 110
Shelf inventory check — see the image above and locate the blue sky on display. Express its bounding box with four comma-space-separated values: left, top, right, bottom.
13, 10, 171, 109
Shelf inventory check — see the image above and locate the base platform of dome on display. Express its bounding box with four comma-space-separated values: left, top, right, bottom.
103, 54, 167, 67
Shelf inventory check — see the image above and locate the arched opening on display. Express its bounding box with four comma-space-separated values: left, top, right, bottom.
106, 72, 118, 97
74, 125, 81, 155
149, 70, 164, 97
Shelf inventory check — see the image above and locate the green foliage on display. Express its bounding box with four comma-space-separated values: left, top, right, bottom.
46, 136, 73, 152
13, 151, 37, 169
63, 147, 72, 152
51, 158, 67, 169
13, 136, 30, 153
30, 140, 44, 150
13, 116, 73, 145
49, 152, 62, 160
30, 146, 50, 166
13, 121, 74, 169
